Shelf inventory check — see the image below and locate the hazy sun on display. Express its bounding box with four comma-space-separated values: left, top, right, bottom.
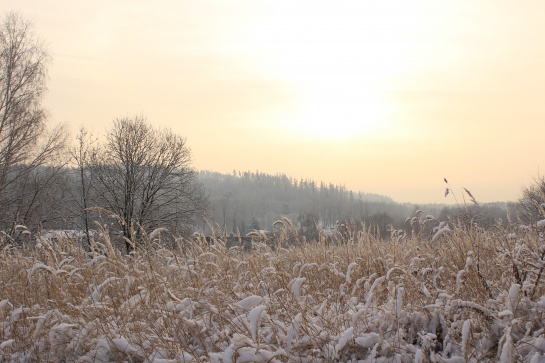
283, 86, 388, 140
248, 0, 426, 140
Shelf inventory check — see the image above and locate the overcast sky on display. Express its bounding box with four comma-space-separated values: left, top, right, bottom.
4, 0, 545, 203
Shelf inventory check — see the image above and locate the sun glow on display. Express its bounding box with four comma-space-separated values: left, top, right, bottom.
281, 86, 389, 140
248, 1, 426, 140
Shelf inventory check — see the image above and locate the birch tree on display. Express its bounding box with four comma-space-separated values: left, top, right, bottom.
0, 12, 67, 232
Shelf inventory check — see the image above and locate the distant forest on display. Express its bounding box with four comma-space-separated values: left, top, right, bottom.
198, 170, 513, 238
1, 166, 513, 242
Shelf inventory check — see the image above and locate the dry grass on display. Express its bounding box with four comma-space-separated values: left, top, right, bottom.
0, 218, 545, 362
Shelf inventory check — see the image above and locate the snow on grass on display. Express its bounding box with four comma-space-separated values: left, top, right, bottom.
0, 220, 545, 361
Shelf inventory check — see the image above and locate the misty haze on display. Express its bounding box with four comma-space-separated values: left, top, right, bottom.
1, 2, 545, 362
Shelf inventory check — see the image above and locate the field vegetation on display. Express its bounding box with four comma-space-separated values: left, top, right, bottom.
1, 210, 545, 362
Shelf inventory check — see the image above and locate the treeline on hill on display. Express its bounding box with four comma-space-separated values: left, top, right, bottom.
0, 166, 515, 246
198, 170, 516, 240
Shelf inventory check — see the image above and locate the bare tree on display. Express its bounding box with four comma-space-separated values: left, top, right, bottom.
90, 115, 207, 252
517, 176, 545, 225
0, 12, 67, 232
61, 127, 96, 248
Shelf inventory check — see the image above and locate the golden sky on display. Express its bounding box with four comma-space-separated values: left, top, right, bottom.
5, 0, 545, 203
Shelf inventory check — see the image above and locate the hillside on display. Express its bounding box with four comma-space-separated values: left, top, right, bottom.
198, 170, 511, 237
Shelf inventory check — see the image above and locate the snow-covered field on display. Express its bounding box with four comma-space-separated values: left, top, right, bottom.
1, 219, 545, 362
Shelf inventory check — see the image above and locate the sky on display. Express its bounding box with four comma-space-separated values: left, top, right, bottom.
4, 0, 545, 204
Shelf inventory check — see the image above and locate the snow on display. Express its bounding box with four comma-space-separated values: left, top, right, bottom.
335, 327, 353, 353
432, 223, 452, 241
5, 222, 545, 362
248, 305, 267, 341
0, 339, 15, 349
354, 333, 381, 349
149, 227, 168, 241
461, 319, 471, 361
88, 277, 121, 304
112, 337, 142, 356
28, 263, 54, 277
396, 286, 404, 318
234, 347, 285, 362
0, 299, 10, 312
234, 295, 263, 310
530, 353, 542, 363
346, 262, 358, 283
420, 283, 432, 299
414, 349, 425, 363
508, 284, 520, 313
289, 277, 306, 300
500, 328, 514, 363
286, 313, 301, 352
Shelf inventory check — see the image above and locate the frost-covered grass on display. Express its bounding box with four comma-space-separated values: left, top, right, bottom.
1, 220, 545, 362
